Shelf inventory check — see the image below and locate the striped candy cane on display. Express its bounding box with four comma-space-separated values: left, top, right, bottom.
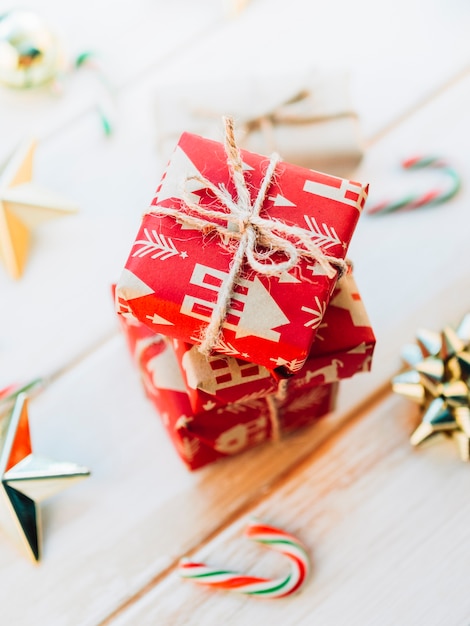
367, 156, 461, 215
0, 378, 44, 407
179, 520, 310, 598
75, 51, 115, 136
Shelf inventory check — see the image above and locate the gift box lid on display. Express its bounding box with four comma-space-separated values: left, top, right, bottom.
117, 127, 368, 374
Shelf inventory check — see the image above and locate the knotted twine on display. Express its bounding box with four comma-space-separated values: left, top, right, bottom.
147, 116, 347, 356
241, 89, 357, 155
189, 89, 357, 156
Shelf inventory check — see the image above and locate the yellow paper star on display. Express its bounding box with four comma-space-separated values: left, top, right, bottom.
0, 139, 78, 279
0, 393, 90, 561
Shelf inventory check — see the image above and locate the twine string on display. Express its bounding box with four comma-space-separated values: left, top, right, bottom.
193, 90, 357, 149
266, 394, 282, 442
243, 89, 357, 152
147, 116, 347, 355
195, 117, 281, 354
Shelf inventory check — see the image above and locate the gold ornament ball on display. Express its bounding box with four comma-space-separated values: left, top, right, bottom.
0, 10, 64, 88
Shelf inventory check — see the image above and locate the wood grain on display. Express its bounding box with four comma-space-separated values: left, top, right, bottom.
0, 333, 386, 626
108, 395, 470, 626
1, 1, 470, 624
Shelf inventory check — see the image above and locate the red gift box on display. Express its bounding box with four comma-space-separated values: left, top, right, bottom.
280, 382, 339, 433
116, 130, 368, 374
172, 338, 277, 414
171, 271, 375, 415
116, 306, 337, 470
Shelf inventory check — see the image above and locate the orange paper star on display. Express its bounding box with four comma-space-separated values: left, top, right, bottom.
0, 140, 78, 279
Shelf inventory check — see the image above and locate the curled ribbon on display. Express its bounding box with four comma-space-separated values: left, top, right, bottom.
148, 116, 347, 355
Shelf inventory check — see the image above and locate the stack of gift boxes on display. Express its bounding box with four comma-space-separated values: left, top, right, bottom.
115, 130, 375, 470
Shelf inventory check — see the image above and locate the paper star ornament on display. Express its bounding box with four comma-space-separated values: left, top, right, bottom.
0, 393, 90, 561
0, 139, 78, 279
392, 314, 470, 461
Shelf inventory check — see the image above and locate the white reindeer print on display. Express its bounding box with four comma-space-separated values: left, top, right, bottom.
295, 358, 344, 387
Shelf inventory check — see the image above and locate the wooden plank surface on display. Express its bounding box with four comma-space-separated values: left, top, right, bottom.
0, 69, 467, 625
111, 394, 470, 626
0, 337, 386, 625
1, 1, 470, 624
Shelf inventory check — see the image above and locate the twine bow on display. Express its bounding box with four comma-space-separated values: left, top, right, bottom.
148, 116, 347, 355
192, 90, 356, 155
241, 89, 356, 153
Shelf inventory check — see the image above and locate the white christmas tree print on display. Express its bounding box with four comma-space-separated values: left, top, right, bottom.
179, 436, 200, 462
117, 300, 141, 327
220, 397, 266, 414
234, 277, 289, 342
156, 145, 205, 206
329, 282, 365, 326
182, 264, 289, 343
301, 296, 327, 329
315, 321, 328, 341
286, 386, 328, 413
202, 400, 217, 411
132, 228, 186, 260
234, 390, 272, 406
303, 215, 342, 250
211, 338, 241, 357
270, 356, 305, 373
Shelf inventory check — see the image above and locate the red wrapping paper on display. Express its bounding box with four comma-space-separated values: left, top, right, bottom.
116, 305, 337, 470
172, 339, 277, 414
117, 132, 368, 374
172, 271, 375, 415
280, 381, 339, 433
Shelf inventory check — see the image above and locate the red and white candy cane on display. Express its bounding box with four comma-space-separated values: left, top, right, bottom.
367, 156, 461, 215
0, 378, 43, 407
179, 520, 310, 598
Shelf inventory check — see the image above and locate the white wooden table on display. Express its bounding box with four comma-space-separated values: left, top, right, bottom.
1, 1, 470, 624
